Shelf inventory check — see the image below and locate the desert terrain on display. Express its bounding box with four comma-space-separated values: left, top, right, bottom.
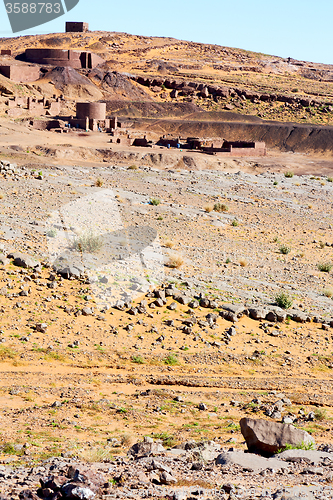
0, 28, 333, 500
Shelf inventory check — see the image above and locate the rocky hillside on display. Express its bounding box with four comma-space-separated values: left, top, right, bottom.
1, 31, 333, 125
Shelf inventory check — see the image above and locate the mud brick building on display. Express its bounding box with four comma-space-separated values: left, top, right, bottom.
25, 49, 104, 69
65, 22, 89, 32
0, 50, 11, 56
0, 65, 40, 83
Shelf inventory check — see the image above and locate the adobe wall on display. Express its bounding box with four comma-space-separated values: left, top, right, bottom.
0, 65, 40, 83
76, 102, 106, 120
65, 22, 89, 32
25, 49, 104, 69
0, 50, 11, 56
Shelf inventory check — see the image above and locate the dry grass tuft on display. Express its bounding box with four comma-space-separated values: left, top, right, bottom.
204, 205, 213, 213
323, 287, 333, 298
165, 253, 184, 269
239, 259, 248, 267
164, 240, 175, 249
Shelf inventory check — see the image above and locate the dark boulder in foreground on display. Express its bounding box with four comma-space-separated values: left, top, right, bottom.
240, 417, 315, 455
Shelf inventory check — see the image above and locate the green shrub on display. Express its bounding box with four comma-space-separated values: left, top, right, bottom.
150, 432, 175, 447
314, 408, 327, 421
163, 353, 179, 366
132, 355, 145, 364
284, 171, 294, 178
46, 229, 57, 238
279, 245, 291, 255
231, 219, 239, 227
150, 198, 161, 206
317, 262, 333, 273
72, 232, 103, 253
277, 441, 315, 453
275, 291, 293, 309
213, 202, 228, 212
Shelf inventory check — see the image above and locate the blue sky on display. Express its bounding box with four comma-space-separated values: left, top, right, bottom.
0, 0, 333, 65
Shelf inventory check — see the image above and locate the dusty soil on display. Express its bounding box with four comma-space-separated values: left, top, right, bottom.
0, 117, 332, 475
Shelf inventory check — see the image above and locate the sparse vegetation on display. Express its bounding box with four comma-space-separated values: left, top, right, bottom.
46, 228, 57, 238
164, 240, 175, 249
0, 346, 17, 361
72, 231, 103, 253
150, 198, 161, 206
165, 253, 184, 268
213, 202, 228, 212
317, 261, 333, 273
314, 408, 327, 421
284, 171, 294, 178
323, 287, 333, 298
231, 219, 239, 226
131, 355, 145, 364
277, 441, 315, 453
279, 245, 291, 255
95, 178, 103, 187
163, 353, 179, 365
275, 291, 293, 309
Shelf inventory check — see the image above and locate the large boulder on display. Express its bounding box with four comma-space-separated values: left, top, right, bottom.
240, 418, 315, 455
128, 437, 165, 458
10, 252, 39, 269
215, 451, 288, 472
274, 449, 333, 464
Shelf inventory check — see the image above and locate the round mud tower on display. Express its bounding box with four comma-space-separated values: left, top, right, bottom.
76, 102, 106, 120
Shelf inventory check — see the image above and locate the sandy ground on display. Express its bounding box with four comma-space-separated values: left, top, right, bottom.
0, 118, 332, 468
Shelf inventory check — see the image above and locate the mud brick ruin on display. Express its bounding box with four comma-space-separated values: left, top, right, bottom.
157, 136, 266, 156
24, 49, 104, 69
6, 96, 61, 118
65, 22, 89, 32
0, 65, 40, 83
0, 50, 12, 56
69, 102, 109, 131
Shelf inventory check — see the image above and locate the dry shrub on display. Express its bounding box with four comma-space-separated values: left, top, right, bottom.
164, 240, 175, 249
166, 253, 184, 269
323, 287, 333, 298
204, 205, 213, 213
95, 178, 103, 187
239, 259, 248, 267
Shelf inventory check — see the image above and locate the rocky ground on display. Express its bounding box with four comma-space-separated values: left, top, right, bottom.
0, 120, 333, 498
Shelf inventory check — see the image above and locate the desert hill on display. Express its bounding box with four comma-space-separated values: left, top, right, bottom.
1, 30, 333, 125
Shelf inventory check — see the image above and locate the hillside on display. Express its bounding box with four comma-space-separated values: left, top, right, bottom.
1, 31, 333, 125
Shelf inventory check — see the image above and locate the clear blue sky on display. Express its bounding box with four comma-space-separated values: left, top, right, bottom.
1, 0, 333, 65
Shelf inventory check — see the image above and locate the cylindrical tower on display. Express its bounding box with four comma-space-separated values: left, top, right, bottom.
76, 102, 106, 120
